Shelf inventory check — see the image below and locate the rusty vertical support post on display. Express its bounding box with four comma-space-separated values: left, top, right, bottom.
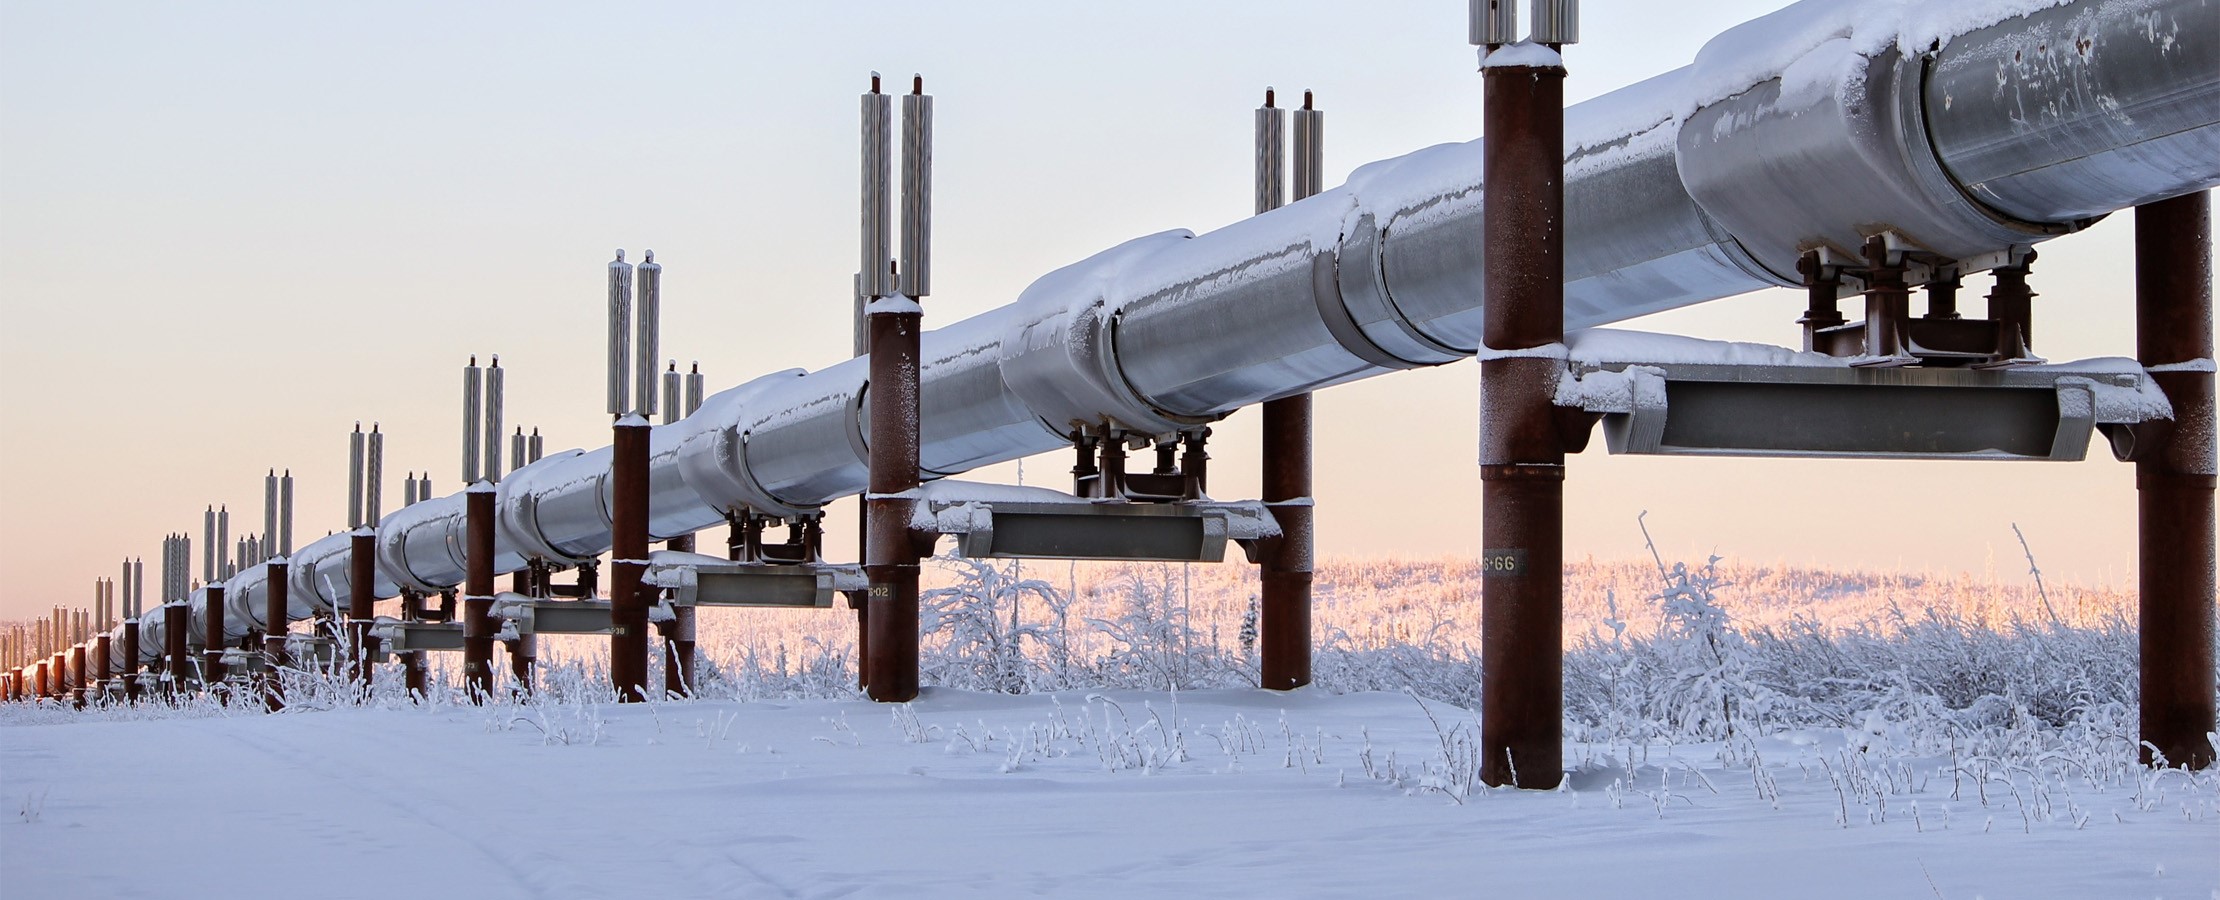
70, 643, 86, 707
507, 571, 534, 693
1259, 87, 1316, 690
1477, 33, 1568, 791
122, 619, 140, 701
1861, 236, 1911, 360
865, 301, 923, 703
2135, 190, 2216, 770
93, 634, 110, 698
1796, 252, 1844, 353
662, 534, 697, 698
400, 590, 427, 699
1988, 251, 2037, 360
164, 602, 188, 694
609, 419, 652, 702
34, 660, 47, 701
464, 482, 499, 701
264, 558, 288, 711
348, 530, 376, 693
203, 584, 226, 687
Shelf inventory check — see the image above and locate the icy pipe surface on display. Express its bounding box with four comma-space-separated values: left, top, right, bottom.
315, 0, 2220, 614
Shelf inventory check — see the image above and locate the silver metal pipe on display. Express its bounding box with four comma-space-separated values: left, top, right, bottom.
325, 0, 2213, 602
348, 424, 365, 529
527, 430, 542, 464
404, 470, 418, 507
462, 356, 483, 484
217, 506, 229, 580
510, 430, 526, 473
367, 424, 384, 520
1529, 0, 1577, 45
662, 362, 680, 425
120, 561, 131, 623
1926, 0, 2219, 224
263, 470, 277, 558
607, 250, 633, 416
134, 557, 142, 618
685, 364, 704, 416
862, 75, 894, 298
853, 273, 869, 357
900, 76, 933, 298
202, 507, 215, 584
635, 255, 661, 418
484, 358, 504, 483
1472, 0, 1516, 46
1256, 90, 1285, 215
1292, 92, 1322, 201
280, 471, 293, 555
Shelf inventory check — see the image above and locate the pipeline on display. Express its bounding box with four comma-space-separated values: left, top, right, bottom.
101, 0, 2216, 669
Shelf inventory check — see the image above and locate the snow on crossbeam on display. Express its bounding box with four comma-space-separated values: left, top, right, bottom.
1553, 329, 2170, 461
893, 479, 1280, 563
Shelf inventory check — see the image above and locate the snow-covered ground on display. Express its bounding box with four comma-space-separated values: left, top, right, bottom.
6, 686, 2215, 899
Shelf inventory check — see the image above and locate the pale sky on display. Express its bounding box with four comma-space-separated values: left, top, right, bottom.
0, 1, 2203, 621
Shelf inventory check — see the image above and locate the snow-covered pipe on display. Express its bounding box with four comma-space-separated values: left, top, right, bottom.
295, 0, 2218, 618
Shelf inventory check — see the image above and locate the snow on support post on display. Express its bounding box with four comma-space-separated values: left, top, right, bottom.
1259, 87, 1315, 691
2134, 190, 2217, 770
349, 528, 376, 693
464, 482, 498, 701
865, 296, 924, 703
264, 557, 288, 711
1477, 26, 1570, 789
609, 417, 652, 702
202, 584, 225, 685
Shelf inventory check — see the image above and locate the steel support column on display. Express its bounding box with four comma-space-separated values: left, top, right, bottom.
464, 483, 498, 700
1478, 47, 1568, 790
662, 534, 697, 698
1259, 89, 1317, 691
349, 531, 376, 692
203, 584, 227, 686
865, 304, 923, 703
70, 643, 86, 707
122, 620, 140, 701
164, 602, 188, 694
401, 590, 427, 699
2135, 190, 2216, 769
609, 420, 652, 701
92, 634, 110, 698
264, 558, 288, 711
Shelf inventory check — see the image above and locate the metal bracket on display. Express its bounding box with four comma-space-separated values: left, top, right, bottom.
371, 620, 464, 653
908, 481, 1279, 563
643, 551, 863, 609
489, 594, 613, 636
1557, 350, 2167, 461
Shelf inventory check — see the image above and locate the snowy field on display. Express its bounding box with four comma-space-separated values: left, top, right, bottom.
5, 556, 2217, 898
5, 688, 2216, 899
